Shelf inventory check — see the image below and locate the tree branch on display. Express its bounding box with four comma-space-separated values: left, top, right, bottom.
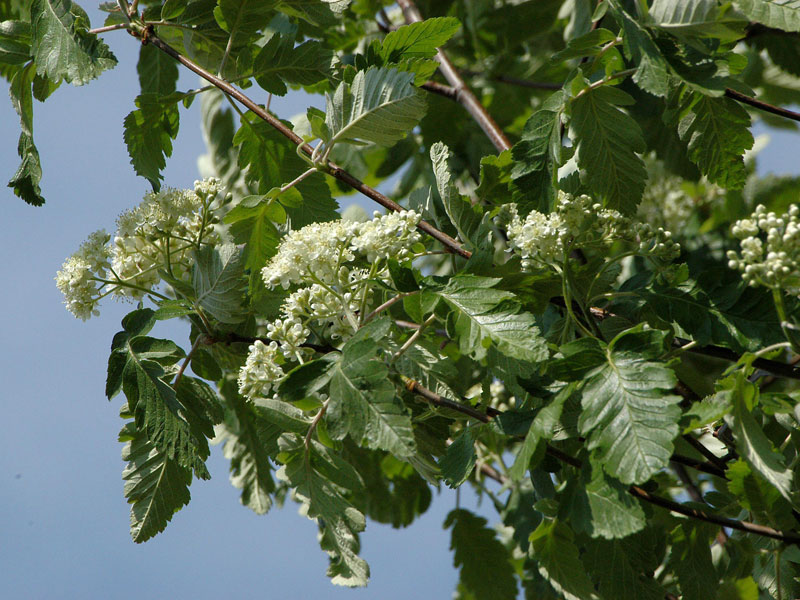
725, 88, 800, 123
144, 32, 470, 259
396, 0, 512, 152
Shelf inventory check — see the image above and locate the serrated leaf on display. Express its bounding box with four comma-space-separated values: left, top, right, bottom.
585, 536, 666, 600
725, 375, 796, 507
650, 0, 748, 42
213, 0, 277, 49
578, 326, 681, 484
0, 20, 31, 65
668, 522, 720, 600
379, 17, 460, 62
280, 439, 369, 587
217, 389, 286, 514
570, 84, 647, 214
445, 509, 518, 600
430, 275, 548, 363
550, 28, 617, 63
253, 32, 332, 96
7, 63, 45, 206
30, 0, 116, 85
609, 0, 670, 97
325, 66, 427, 148
224, 195, 281, 271
635, 268, 785, 353
279, 353, 340, 402
430, 142, 482, 244
439, 429, 476, 487
394, 341, 459, 400
673, 92, 753, 189
509, 393, 567, 481
511, 91, 566, 215
327, 330, 416, 457
121, 423, 192, 543
734, 0, 800, 32
137, 43, 178, 96
529, 519, 598, 600
192, 243, 246, 324
581, 458, 646, 539
123, 94, 180, 190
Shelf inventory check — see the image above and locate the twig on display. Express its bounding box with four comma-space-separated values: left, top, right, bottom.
670, 453, 727, 479
403, 376, 492, 423
673, 463, 729, 545
675, 337, 800, 381
682, 434, 729, 472
396, 0, 512, 152
545, 444, 800, 545
89, 23, 129, 35
142, 31, 470, 259
725, 88, 800, 123
305, 400, 329, 449
173, 335, 203, 388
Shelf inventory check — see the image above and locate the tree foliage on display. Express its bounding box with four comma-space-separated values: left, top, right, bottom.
9, 0, 800, 596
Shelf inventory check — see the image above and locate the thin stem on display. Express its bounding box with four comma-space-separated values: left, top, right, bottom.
362, 292, 416, 323
305, 400, 329, 450
573, 68, 638, 100
725, 88, 800, 123
280, 167, 317, 193
682, 434, 729, 472
173, 335, 202, 387
89, 23, 129, 35
392, 314, 436, 361
144, 31, 470, 259
396, 0, 512, 152
403, 376, 491, 423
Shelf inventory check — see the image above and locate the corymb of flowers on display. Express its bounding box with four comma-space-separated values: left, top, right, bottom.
55, 178, 225, 320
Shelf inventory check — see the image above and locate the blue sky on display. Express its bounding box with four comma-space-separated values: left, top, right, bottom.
2, 5, 799, 600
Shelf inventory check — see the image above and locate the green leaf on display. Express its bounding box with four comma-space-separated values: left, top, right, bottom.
671, 92, 753, 189
439, 429, 476, 487
123, 94, 180, 190
668, 522, 721, 600
234, 115, 338, 225
578, 326, 681, 484
327, 328, 416, 457
253, 31, 332, 96
570, 84, 647, 214
585, 535, 667, 600
635, 268, 785, 353
475, 150, 513, 206
726, 459, 793, 526
529, 519, 598, 600
649, 0, 748, 42
213, 0, 277, 49
379, 17, 460, 61
30, 0, 116, 85
511, 91, 566, 215
445, 509, 518, 600
430, 275, 548, 363
508, 393, 567, 481
280, 439, 369, 587
430, 142, 482, 245
0, 20, 31, 66
7, 63, 45, 206
223, 196, 281, 272
277, 0, 345, 27
217, 390, 292, 514
734, 0, 800, 32
121, 423, 192, 543
576, 457, 647, 539
393, 341, 459, 400
279, 353, 339, 402
137, 43, 178, 96
325, 66, 427, 148
608, 0, 670, 97
192, 243, 246, 324
725, 375, 796, 507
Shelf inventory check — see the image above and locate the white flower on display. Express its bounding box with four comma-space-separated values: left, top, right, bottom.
267, 318, 311, 359
55, 256, 102, 320
351, 210, 422, 262
238, 340, 284, 400
728, 204, 800, 291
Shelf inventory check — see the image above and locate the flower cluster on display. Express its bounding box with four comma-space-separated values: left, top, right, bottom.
56, 179, 223, 319
727, 204, 800, 291
501, 191, 680, 269
238, 210, 421, 400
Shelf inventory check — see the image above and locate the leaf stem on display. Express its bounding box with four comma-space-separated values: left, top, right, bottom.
173, 335, 202, 387
89, 23, 129, 35
392, 314, 436, 361
304, 400, 329, 450
362, 292, 416, 323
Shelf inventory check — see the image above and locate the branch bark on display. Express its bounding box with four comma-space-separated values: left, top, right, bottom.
395, 0, 512, 152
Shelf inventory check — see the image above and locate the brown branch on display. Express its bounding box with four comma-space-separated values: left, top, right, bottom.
396, 0, 511, 152
724, 88, 800, 123
682, 434, 729, 472
144, 32, 470, 260
545, 444, 800, 545
403, 376, 492, 423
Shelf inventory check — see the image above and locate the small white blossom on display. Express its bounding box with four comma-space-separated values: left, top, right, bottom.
238, 340, 284, 400
351, 210, 422, 262
267, 318, 311, 359
728, 204, 800, 292
55, 229, 112, 320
